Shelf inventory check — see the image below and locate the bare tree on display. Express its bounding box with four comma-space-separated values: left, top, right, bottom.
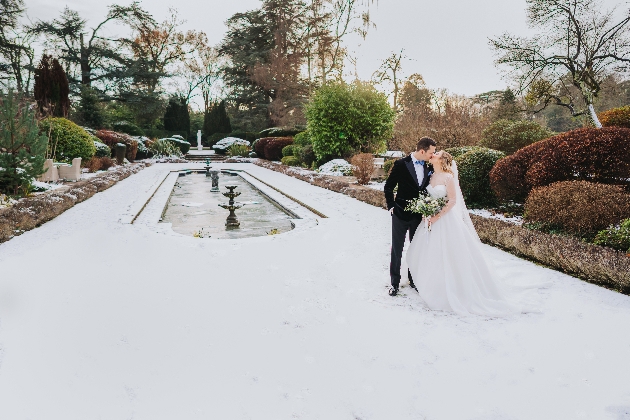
0, 0, 35, 94
490, 0, 630, 127
172, 46, 224, 113
372, 49, 405, 112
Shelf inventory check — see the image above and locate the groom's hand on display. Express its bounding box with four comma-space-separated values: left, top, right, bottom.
390, 207, 394, 215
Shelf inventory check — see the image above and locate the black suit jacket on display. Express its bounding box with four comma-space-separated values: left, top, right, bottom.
384, 155, 431, 221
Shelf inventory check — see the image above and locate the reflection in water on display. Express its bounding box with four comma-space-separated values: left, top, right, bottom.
161, 172, 295, 239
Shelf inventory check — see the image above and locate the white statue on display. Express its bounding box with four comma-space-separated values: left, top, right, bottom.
197, 129, 203, 151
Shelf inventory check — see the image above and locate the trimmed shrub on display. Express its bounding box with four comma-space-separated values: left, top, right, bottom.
85, 156, 115, 172
213, 137, 250, 155
133, 136, 152, 160
455, 147, 505, 208
598, 105, 630, 128
446, 146, 486, 159
93, 139, 111, 158
111, 121, 144, 136
259, 127, 303, 137
293, 130, 311, 146
166, 137, 191, 155
39, 117, 96, 162
295, 144, 316, 167
490, 127, 630, 202
594, 219, 630, 252
524, 181, 630, 234
351, 153, 374, 185
263, 137, 294, 161
282, 145, 295, 157
281, 156, 301, 166
479, 119, 553, 155
95, 130, 138, 161
254, 137, 272, 157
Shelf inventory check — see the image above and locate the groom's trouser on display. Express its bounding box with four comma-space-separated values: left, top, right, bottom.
390, 213, 421, 289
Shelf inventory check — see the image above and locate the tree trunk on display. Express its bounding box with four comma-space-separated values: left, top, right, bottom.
588, 103, 602, 128
80, 33, 91, 86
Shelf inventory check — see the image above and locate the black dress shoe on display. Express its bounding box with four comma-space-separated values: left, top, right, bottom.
388, 286, 399, 296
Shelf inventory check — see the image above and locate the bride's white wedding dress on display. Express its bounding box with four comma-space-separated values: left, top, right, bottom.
406, 166, 540, 317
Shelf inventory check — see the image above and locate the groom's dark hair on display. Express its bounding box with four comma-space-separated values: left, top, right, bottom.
416, 137, 437, 151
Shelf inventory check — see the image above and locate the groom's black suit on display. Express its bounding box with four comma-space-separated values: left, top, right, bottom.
384, 155, 431, 290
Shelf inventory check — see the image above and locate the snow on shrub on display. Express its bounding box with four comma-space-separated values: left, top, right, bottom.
93, 139, 110, 158
213, 137, 250, 155
318, 159, 353, 176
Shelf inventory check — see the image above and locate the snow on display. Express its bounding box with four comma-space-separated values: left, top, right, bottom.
317, 158, 353, 176
1, 163, 629, 419
469, 208, 524, 225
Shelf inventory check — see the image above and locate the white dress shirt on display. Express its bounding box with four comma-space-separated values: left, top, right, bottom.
410, 154, 424, 186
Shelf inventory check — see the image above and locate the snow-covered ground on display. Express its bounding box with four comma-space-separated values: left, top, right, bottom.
1, 163, 629, 420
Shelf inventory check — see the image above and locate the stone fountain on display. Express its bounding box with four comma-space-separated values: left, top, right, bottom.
218, 185, 243, 227
204, 158, 212, 176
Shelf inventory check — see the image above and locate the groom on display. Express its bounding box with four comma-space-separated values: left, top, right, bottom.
384, 137, 436, 296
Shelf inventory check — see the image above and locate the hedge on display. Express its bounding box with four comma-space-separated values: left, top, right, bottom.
39, 118, 96, 162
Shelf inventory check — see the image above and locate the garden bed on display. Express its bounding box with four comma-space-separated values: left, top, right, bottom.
0, 163, 149, 244
256, 159, 630, 293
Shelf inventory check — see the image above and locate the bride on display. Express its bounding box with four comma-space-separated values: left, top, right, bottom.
406, 151, 539, 316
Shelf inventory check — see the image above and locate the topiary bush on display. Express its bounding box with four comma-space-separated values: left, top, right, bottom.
383, 159, 395, 178
282, 145, 295, 157
263, 137, 294, 161
133, 136, 152, 160
39, 117, 96, 162
524, 181, 630, 234
281, 156, 301, 166
598, 105, 630, 129
446, 146, 486, 159
490, 127, 630, 202
259, 127, 303, 137
93, 139, 111, 158
455, 147, 506, 208
594, 219, 630, 252
295, 144, 316, 167
293, 130, 311, 146
95, 130, 138, 161
254, 137, 272, 158
479, 119, 553, 155
166, 136, 191, 155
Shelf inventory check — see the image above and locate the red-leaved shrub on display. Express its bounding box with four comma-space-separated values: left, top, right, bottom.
263, 137, 294, 160
85, 157, 116, 173
351, 153, 374, 185
490, 127, 630, 202
524, 181, 630, 233
95, 130, 138, 162
254, 137, 272, 157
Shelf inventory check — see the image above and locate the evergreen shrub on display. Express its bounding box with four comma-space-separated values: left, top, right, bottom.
112, 121, 144, 136
383, 159, 394, 177
524, 181, 630, 234
490, 127, 630, 202
259, 127, 303, 137
40, 118, 96, 162
479, 119, 553, 155
446, 146, 486, 159
454, 147, 505, 208
598, 105, 630, 128
227, 144, 250, 157
147, 138, 181, 157
95, 130, 138, 161
93, 139, 111, 158
166, 137, 191, 155
594, 219, 630, 252
281, 156, 300, 166
293, 130, 311, 146
282, 145, 295, 157
295, 144, 316, 167
264, 137, 294, 161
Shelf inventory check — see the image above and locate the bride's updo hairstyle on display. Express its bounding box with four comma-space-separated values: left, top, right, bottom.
438, 151, 453, 173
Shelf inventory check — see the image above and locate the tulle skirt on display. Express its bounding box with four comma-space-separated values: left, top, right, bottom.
406, 210, 539, 317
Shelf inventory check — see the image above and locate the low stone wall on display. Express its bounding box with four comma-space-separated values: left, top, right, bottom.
0, 163, 148, 244
254, 160, 387, 209
256, 159, 630, 293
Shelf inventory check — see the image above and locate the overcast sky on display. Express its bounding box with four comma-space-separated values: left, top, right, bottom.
22, 0, 626, 96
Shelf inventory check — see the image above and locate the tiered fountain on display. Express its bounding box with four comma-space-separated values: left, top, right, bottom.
218, 185, 243, 227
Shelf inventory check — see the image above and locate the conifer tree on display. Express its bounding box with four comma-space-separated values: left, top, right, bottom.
163, 96, 190, 134
203, 100, 232, 137
33, 55, 70, 117
0, 90, 47, 195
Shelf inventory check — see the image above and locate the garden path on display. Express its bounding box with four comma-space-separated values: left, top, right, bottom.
1, 163, 629, 420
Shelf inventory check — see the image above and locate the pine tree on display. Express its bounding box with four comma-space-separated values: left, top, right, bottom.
163, 96, 190, 134
33, 55, 70, 117
203, 100, 232, 137
0, 90, 47, 195
76, 86, 104, 129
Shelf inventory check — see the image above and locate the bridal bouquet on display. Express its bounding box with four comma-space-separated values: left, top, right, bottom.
405, 194, 448, 230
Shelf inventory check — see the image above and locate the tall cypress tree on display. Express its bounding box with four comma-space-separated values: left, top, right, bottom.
33, 55, 70, 117
163, 96, 190, 134
203, 100, 232, 137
